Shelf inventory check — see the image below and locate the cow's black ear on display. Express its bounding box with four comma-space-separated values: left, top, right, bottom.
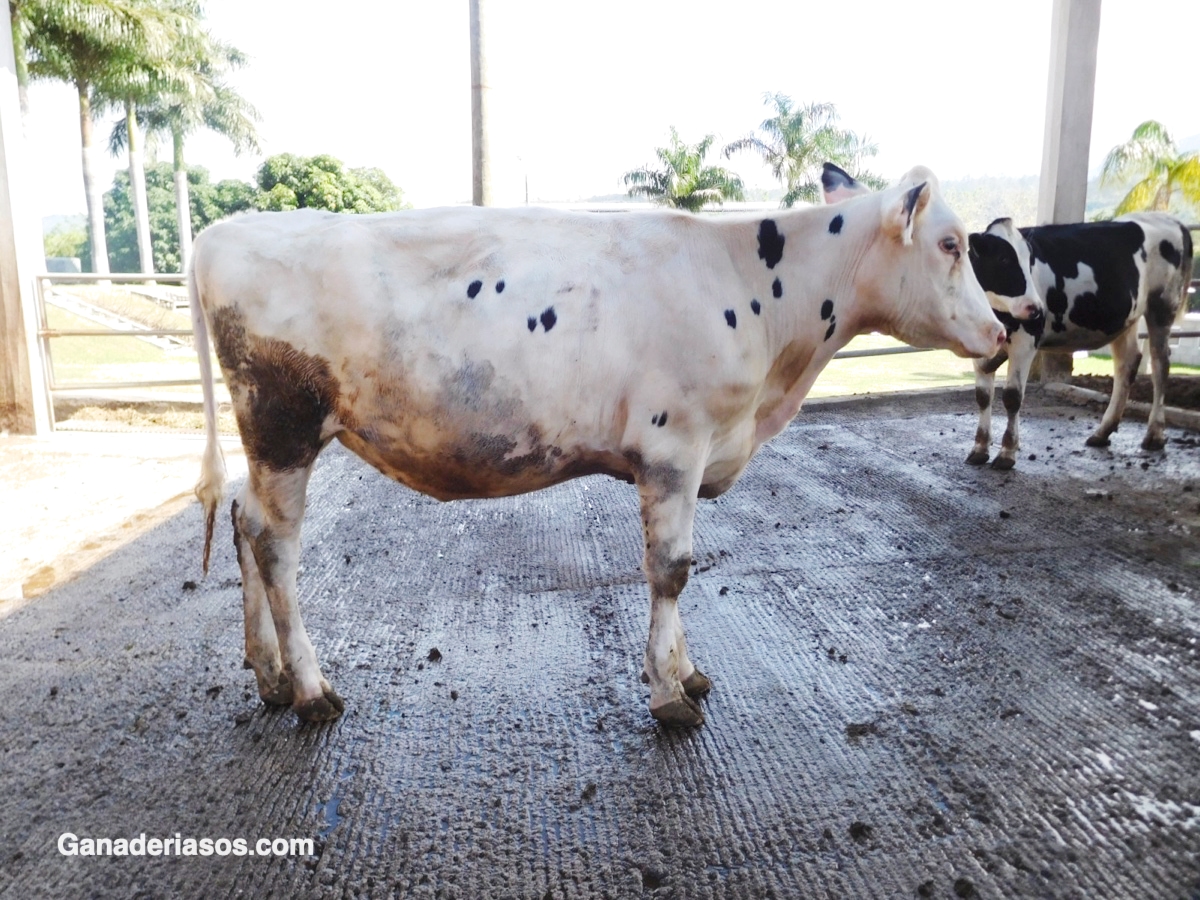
821, 162, 856, 191
968, 232, 985, 260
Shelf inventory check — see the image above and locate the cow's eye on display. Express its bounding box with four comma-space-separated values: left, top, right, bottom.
939, 236, 960, 256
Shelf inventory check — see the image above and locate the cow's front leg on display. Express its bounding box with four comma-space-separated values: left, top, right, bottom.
636, 463, 707, 727
967, 354, 1002, 465
992, 336, 1034, 470
1142, 323, 1172, 451
1087, 327, 1140, 448
238, 464, 343, 722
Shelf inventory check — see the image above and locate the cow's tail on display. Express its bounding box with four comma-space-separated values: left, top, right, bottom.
189, 257, 226, 576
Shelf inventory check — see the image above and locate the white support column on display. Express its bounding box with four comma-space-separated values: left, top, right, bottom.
0, 3, 50, 435
469, 0, 492, 207
1035, 0, 1102, 383
1037, 0, 1102, 226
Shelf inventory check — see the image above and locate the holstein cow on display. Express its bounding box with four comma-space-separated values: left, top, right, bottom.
963, 216, 1192, 468
822, 162, 1195, 469
190, 168, 1005, 728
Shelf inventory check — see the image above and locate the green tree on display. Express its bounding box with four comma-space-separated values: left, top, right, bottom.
1100, 120, 1200, 215
254, 153, 408, 213
109, 26, 259, 272
42, 221, 90, 268
724, 93, 885, 207
623, 128, 745, 212
21, 0, 186, 273
103, 162, 255, 272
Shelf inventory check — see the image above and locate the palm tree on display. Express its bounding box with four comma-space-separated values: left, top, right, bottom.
109, 28, 259, 273
1100, 120, 1200, 215
724, 93, 885, 207
21, 0, 182, 273
624, 128, 745, 212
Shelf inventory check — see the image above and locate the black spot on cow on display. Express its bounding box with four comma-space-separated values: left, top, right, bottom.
651, 413, 658, 426
656, 411, 668, 427
750, 299, 761, 315
1045, 285, 1069, 331
824, 319, 836, 342
757, 220, 785, 269
527, 316, 537, 332
994, 309, 1046, 346
540, 307, 557, 332
772, 278, 782, 299
725, 309, 737, 329
496, 279, 506, 294
828, 214, 844, 235
467, 280, 483, 299
968, 232, 1027, 300
820, 299, 834, 320
1159, 238, 1182, 268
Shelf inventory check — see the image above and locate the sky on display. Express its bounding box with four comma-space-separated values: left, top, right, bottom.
21, 0, 1200, 218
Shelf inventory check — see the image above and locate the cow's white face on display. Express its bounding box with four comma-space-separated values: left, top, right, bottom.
967, 218, 1045, 322
830, 165, 1006, 359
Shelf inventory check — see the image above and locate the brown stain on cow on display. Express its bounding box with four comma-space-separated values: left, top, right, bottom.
212, 306, 355, 472
755, 339, 817, 428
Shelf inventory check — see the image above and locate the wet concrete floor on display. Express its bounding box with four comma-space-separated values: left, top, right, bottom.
1, 387, 1198, 899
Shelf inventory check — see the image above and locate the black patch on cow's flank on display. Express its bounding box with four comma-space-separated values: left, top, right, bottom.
467, 280, 483, 299
772, 278, 782, 299
824, 317, 837, 342
725, 309, 737, 328
829, 214, 844, 235
750, 299, 761, 315
540, 307, 557, 332
757, 220, 785, 269
1159, 238, 1182, 268
1023, 221, 1146, 337
527, 316, 537, 332
820, 299, 834, 320
651, 413, 659, 426
969, 232, 1027, 300
657, 411, 668, 427
496, 279, 506, 294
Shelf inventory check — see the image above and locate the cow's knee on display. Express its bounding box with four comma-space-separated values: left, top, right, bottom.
1002, 386, 1022, 415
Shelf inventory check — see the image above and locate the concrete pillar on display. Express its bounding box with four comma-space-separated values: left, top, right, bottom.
1033, 0, 1101, 383
0, 3, 50, 435
469, 0, 492, 206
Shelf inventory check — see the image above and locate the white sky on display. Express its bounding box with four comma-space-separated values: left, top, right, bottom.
22, 0, 1200, 216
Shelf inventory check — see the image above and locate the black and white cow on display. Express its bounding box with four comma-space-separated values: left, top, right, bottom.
822, 162, 1195, 468
190, 169, 1005, 728
964, 215, 1193, 468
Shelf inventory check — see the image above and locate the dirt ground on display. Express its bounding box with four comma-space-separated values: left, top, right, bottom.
1072, 373, 1200, 410
1, 387, 1197, 898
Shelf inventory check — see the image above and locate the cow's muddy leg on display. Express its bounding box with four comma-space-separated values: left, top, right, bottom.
1087, 327, 1139, 448
1142, 323, 1172, 451
635, 463, 706, 727
239, 463, 343, 722
232, 491, 291, 706
992, 335, 1034, 470
967, 354, 1001, 465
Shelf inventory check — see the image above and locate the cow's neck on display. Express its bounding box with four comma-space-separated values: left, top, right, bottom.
748, 204, 881, 444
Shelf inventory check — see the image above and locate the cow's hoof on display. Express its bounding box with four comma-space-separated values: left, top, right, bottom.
1141, 435, 1166, 452
650, 695, 704, 728
295, 688, 345, 723
965, 450, 989, 466
682, 669, 712, 697
991, 455, 1016, 471
259, 674, 294, 707
1085, 434, 1110, 448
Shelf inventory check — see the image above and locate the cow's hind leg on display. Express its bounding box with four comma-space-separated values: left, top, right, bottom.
636, 461, 707, 727
1142, 318, 1173, 451
232, 491, 292, 706
967, 352, 1004, 465
237, 463, 343, 722
1086, 327, 1140, 448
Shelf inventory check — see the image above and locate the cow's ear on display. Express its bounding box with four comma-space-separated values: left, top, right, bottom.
968, 232, 986, 261
821, 162, 868, 204
985, 217, 1014, 238
886, 181, 930, 245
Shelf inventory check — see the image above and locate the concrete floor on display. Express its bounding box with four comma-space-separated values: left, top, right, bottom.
1, 388, 1198, 899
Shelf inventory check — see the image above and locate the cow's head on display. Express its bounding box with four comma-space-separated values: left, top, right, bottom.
967, 218, 1045, 322
821, 163, 1006, 359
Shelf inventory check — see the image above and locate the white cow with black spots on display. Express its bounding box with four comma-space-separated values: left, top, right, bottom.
190, 167, 1005, 728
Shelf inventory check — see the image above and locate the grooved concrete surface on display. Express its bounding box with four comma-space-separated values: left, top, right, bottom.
1, 388, 1198, 899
